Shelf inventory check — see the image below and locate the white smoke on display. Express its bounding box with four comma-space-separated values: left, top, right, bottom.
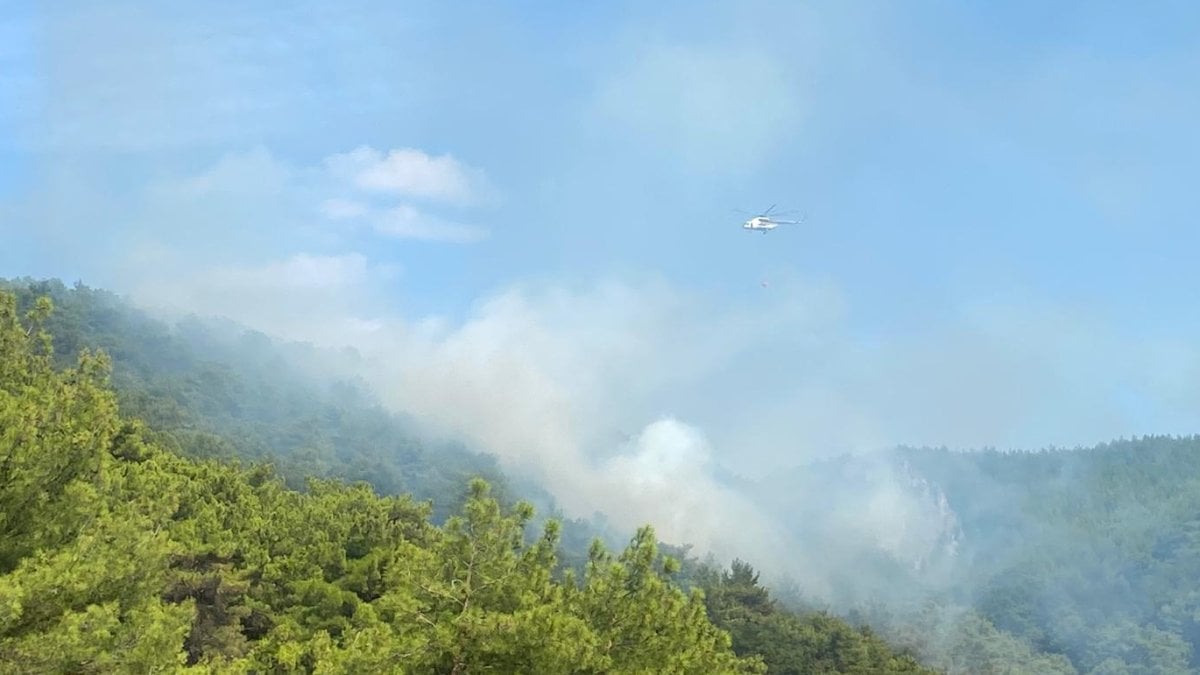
351, 278, 826, 575
597, 418, 791, 567
128, 262, 1195, 598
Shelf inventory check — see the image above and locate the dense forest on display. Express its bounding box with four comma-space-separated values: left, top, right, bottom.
761, 438, 1200, 673
0, 278, 617, 569
10, 278, 1200, 673
0, 281, 932, 671
897, 439, 1200, 673
0, 278, 515, 522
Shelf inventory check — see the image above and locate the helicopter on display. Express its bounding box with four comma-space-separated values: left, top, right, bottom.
739, 204, 801, 233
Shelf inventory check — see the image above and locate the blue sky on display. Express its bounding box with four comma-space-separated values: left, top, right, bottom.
3, 1, 1200, 494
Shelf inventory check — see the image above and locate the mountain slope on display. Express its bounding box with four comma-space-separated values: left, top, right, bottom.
903, 440, 1200, 673
0, 289, 764, 672
0, 279, 937, 673
760, 440, 1200, 673
2, 278, 513, 520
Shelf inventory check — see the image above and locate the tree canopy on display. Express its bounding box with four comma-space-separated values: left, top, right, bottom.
0, 289, 769, 673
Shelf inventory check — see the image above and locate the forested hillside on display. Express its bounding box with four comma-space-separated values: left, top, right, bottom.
0, 290, 765, 672
16, 277, 1200, 673
762, 440, 1200, 673
0, 278, 616, 568
0, 278, 518, 522
20, 277, 1200, 673
0, 283, 934, 671
902, 440, 1200, 673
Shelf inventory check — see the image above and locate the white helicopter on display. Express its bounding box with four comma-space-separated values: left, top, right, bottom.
739, 204, 801, 233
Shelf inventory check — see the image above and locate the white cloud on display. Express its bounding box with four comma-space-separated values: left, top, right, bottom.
325, 145, 492, 205
372, 204, 488, 244
315, 145, 496, 243
317, 146, 494, 242
130, 144, 495, 250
